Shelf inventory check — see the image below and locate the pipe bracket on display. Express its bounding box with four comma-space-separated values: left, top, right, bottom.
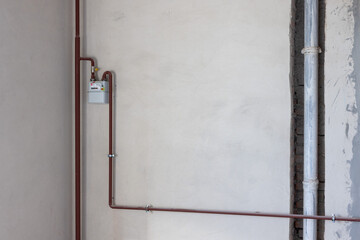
145, 205, 153, 213
301, 46, 322, 54
108, 154, 115, 158
332, 214, 336, 222
302, 179, 319, 189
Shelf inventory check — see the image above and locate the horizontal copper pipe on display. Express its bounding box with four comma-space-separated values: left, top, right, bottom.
80, 57, 95, 66
106, 72, 360, 224
109, 205, 360, 222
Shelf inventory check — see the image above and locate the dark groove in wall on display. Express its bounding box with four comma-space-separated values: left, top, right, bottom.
290, 0, 325, 239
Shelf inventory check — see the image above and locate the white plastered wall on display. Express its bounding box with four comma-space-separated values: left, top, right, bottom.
0, 1, 73, 239
83, 1, 291, 239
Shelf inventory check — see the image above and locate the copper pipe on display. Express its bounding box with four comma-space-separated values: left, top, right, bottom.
102, 71, 114, 208
80, 57, 95, 66
75, 37, 81, 240
106, 72, 360, 223
75, 0, 81, 240
101, 71, 112, 82
110, 205, 360, 222
80, 57, 96, 79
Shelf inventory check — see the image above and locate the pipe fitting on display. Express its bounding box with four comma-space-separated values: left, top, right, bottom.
145, 205, 153, 213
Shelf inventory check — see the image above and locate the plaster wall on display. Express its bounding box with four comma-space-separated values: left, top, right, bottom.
0, 1, 73, 239
325, 0, 360, 239
83, 1, 291, 239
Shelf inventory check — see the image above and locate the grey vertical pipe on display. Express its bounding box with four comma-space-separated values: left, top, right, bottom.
303, 0, 320, 240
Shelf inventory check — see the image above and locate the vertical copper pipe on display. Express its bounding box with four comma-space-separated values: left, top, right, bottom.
102, 71, 114, 207
75, 0, 81, 240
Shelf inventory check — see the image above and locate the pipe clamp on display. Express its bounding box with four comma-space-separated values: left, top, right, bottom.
301, 46, 322, 54
145, 204, 153, 213
108, 154, 115, 158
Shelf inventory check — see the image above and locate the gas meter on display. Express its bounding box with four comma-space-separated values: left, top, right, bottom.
88, 81, 109, 104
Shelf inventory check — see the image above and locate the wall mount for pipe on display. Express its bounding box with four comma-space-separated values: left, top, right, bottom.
301, 46, 322, 54
145, 205, 153, 213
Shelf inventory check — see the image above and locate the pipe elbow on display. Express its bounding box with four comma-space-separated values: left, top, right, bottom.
101, 71, 113, 81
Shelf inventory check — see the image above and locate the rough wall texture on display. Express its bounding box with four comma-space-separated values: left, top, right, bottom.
0, 1, 73, 239
325, 0, 360, 239
82, 1, 291, 239
351, 1, 360, 239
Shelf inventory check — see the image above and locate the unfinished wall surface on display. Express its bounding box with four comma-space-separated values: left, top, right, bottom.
0, 1, 73, 239
325, 0, 360, 239
83, 1, 291, 239
291, 0, 326, 239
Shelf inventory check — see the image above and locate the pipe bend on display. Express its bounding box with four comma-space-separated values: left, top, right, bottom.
80, 57, 95, 66
101, 71, 113, 81
80, 57, 96, 79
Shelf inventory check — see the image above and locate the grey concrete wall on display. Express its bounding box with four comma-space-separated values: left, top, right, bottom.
0, 1, 73, 239
83, 1, 291, 239
325, 0, 360, 239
